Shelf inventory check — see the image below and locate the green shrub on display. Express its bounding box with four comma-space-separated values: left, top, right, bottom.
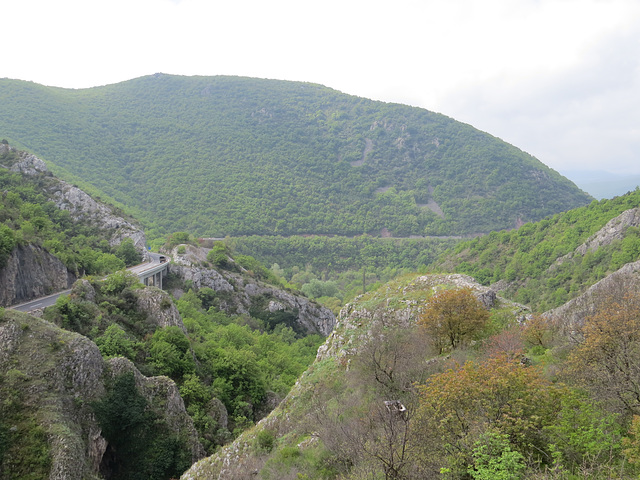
256, 429, 275, 452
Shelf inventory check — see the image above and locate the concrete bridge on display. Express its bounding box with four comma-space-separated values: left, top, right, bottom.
9, 252, 170, 313
128, 252, 169, 289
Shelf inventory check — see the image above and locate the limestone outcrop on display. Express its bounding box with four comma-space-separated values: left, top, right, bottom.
545, 258, 640, 329
0, 244, 76, 306
168, 245, 336, 336
6, 148, 146, 253
0, 146, 148, 307
553, 207, 640, 267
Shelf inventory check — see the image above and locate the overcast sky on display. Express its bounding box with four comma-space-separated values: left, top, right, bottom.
4, 0, 640, 178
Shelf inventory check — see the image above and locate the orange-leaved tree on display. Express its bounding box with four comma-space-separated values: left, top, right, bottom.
419, 287, 490, 354
414, 353, 563, 475
568, 289, 640, 415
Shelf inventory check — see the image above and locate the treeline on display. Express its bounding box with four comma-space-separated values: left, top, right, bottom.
0, 147, 141, 276
0, 75, 591, 238
433, 188, 640, 311
227, 234, 457, 273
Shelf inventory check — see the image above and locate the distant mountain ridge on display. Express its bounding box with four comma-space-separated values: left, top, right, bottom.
0, 74, 591, 237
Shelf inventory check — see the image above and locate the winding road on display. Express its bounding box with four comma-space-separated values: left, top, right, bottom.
9, 252, 167, 313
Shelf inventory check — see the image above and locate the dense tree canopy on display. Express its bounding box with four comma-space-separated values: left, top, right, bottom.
0, 75, 591, 238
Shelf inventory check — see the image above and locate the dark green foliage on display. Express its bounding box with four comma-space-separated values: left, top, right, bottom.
91, 372, 191, 480
302, 279, 339, 299
206, 242, 235, 270
0, 419, 7, 466
165, 231, 193, 250
228, 234, 457, 273
0, 75, 591, 238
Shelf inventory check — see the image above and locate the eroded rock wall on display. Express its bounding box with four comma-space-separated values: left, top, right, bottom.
0, 244, 76, 307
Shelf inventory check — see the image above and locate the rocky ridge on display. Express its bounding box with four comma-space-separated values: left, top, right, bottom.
2, 145, 147, 252
168, 244, 336, 336
554, 207, 640, 267
0, 145, 148, 307
545, 257, 640, 329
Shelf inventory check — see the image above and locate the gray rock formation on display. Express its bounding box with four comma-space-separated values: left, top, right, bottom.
554, 207, 640, 267
3, 146, 146, 252
134, 287, 187, 333
168, 245, 336, 336
545, 258, 640, 330
0, 244, 76, 307
0, 309, 204, 479
0, 146, 148, 307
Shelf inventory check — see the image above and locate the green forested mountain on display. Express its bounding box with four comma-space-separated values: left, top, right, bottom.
431, 188, 640, 311
0, 74, 591, 237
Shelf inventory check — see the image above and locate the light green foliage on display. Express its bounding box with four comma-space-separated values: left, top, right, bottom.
235, 254, 281, 285
149, 326, 195, 380
0, 76, 591, 238
100, 270, 140, 295
95, 324, 136, 360
543, 392, 622, 472
166, 231, 192, 250
468, 431, 525, 480
434, 190, 640, 311
207, 241, 234, 269
0, 224, 16, 268
175, 289, 323, 448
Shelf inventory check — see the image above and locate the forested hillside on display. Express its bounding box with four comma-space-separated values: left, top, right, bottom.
431, 188, 640, 311
0, 143, 143, 282
0, 74, 591, 237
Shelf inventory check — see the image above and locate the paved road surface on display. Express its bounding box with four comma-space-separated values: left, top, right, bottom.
8, 252, 166, 313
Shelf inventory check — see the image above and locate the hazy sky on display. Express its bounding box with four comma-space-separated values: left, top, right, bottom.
4, 0, 640, 177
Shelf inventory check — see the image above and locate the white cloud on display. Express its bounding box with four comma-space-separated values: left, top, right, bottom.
2, 0, 640, 176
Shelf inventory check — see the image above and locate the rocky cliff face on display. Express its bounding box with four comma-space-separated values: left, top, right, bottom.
545, 258, 640, 329
3, 146, 147, 252
554, 207, 640, 267
0, 244, 76, 306
168, 245, 336, 336
0, 309, 203, 480
0, 145, 148, 307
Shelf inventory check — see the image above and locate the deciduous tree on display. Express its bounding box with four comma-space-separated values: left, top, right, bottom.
568, 288, 640, 415
419, 287, 489, 353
